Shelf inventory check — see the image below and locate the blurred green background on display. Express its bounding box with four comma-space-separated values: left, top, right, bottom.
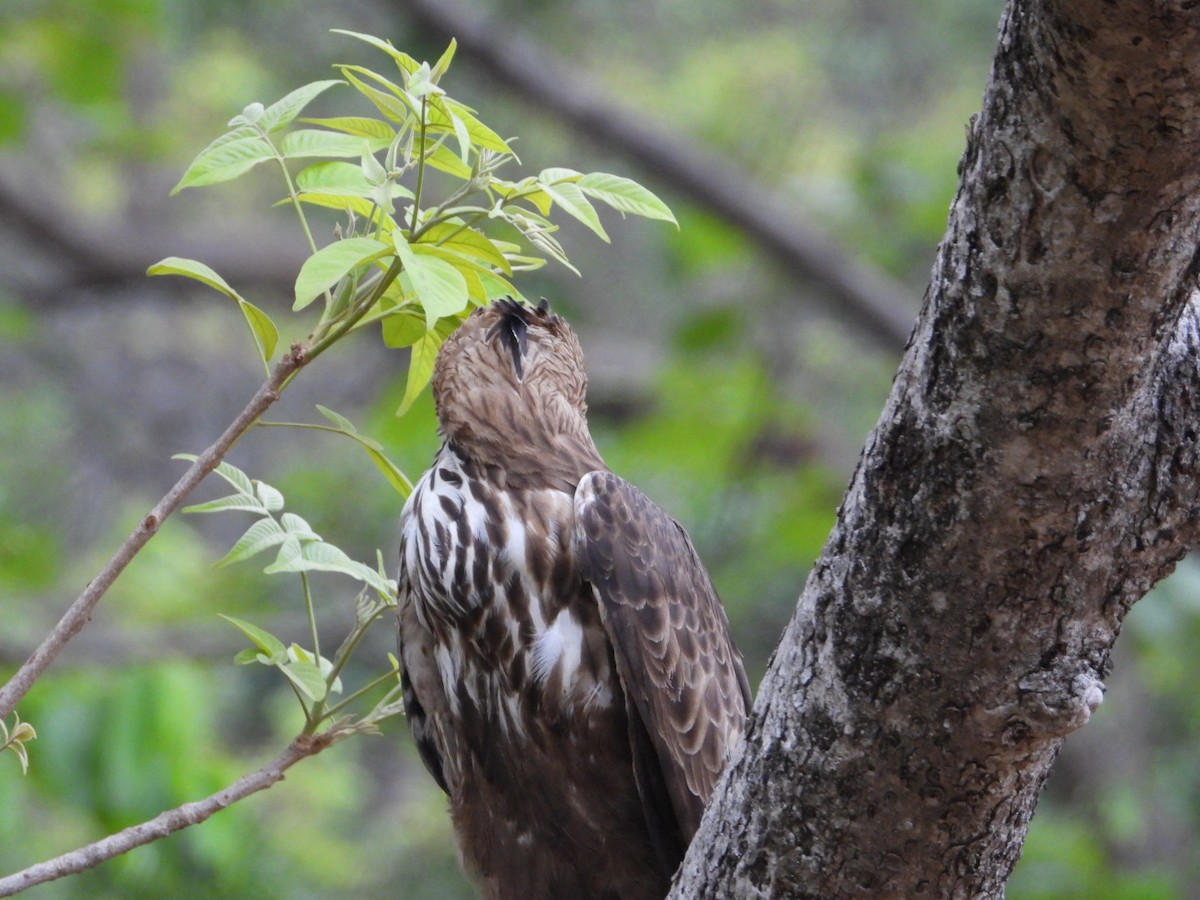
1, 1, 1197, 897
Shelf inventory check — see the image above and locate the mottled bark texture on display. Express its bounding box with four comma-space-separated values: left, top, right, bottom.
673, 2, 1200, 897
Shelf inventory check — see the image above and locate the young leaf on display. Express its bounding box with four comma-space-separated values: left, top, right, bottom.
171, 128, 275, 194
539, 179, 609, 241
397, 328, 444, 416
577, 172, 678, 225
280, 512, 321, 540
393, 233, 469, 327
281, 129, 384, 159
219, 614, 287, 661
279, 657, 328, 702
296, 160, 379, 198
332, 29, 420, 76
183, 493, 270, 516
364, 446, 414, 498
316, 404, 358, 433
420, 222, 511, 274
294, 237, 391, 310
338, 66, 416, 121
381, 309, 426, 348
256, 481, 285, 512
215, 517, 289, 568
259, 79, 344, 132
147, 257, 245, 301
300, 116, 396, 140
148, 258, 278, 368
430, 38, 458, 84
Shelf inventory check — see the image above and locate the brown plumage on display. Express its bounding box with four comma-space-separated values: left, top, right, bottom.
397, 298, 751, 900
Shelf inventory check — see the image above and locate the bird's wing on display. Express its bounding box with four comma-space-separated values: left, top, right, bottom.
573, 471, 752, 843
397, 571, 451, 795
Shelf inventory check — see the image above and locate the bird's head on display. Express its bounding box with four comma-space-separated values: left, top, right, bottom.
431, 298, 601, 481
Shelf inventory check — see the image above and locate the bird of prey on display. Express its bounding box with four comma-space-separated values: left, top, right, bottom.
397, 298, 751, 900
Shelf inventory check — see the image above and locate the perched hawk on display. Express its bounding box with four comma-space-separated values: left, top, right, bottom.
397, 298, 751, 900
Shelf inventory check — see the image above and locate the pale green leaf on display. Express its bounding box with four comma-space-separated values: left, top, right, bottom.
332, 29, 420, 75
259, 79, 344, 132
182, 493, 267, 515
316, 404, 357, 433
539, 167, 582, 184
381, 309, 426, 348
300, 116, 396, 140
238, 299, 279, 366
420, 223, 511, 274
147, 257, 244, 302
577, 172, 678, 225
256, 481, 284, 511
539, 180, 609, 241
219, 614, 287, 660
397, 328, 444, 416
296, 161, 378, 197
293, 237, 390, 310
430, 38, 457, 84
279, 658, 327, 702
282, 129, 384, 159
365, 446, 413, 498
215, 517, 288, 567
172, 129, 274, 194
280, 512, 321, 540
393, 232, 468, 327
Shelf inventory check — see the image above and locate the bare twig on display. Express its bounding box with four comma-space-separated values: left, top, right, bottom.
0, 345, 307, 720
0, 732, 336, 897
402, 0, 917, 350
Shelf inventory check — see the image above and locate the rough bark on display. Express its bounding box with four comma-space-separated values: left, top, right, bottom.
674, 1, 1200, 897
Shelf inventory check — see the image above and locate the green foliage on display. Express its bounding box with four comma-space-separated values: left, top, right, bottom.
176, 456, 399, 736
0, 714, 36, 775
150, 29, 674, 414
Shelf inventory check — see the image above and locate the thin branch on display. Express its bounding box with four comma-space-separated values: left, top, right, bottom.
0, 345, 307, 720
402, 0, 916, 351
0, 732, 336, 897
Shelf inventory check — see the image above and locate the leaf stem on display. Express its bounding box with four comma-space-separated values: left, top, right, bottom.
409, 95, 429, 236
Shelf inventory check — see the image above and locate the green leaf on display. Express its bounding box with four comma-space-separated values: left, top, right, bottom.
332, 29, 420, 76
539, 179, 609, 241
381, 309, 426, 348
259, 79, 344, 132
441, 98, 511, 153
219, 614, 287, 660
296, 160, 378, 198
147, 257, 244, 301
420, 223, 511, 273
148, 258, 278, 368
539, 167, 582, 184
364, 446, 413, 498
398, 328, 444, 416
279, 657, 328, 702
300, 116, 396, 140
182, 493, 268, 516
280, 512, 321, 540
215, 517, 289, 567
316, 404, 357, 432
281, 129, 385, 159
577, 172, 678, 225
338, 66, 416, 122
256, 481, 284, 511
393, 232, 469, 327
171, 128, 275, 194
430, 38, 457, 84
294, 237, 391, 310
239, 299, 279, 366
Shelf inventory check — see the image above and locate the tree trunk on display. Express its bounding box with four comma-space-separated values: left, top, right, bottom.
673, 1, 1200, 896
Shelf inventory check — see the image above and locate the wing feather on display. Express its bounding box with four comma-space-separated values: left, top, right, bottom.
573, 471, 752, 843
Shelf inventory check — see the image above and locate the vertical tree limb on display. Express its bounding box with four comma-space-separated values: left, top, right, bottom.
674, 0, 1200, 894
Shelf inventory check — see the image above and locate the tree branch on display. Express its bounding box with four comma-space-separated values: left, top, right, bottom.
0, 732, 336, 897
0, 345, 306, 720
401, 0, 916, 351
